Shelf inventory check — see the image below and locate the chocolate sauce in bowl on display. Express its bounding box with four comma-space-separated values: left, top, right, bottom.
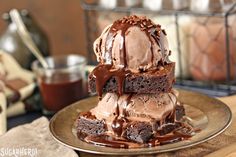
39, 73, 83, 111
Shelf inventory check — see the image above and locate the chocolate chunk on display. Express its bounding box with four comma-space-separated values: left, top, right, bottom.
122, 122, 153, 143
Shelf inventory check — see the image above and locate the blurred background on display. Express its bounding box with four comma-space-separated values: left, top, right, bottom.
81, 0, 236, 97
0, 0, 87, 57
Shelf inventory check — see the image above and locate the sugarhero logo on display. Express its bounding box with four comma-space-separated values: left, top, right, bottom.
0, 147, 38, 157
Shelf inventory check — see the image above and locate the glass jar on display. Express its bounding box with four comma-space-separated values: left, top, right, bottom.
32, 55, 87, 114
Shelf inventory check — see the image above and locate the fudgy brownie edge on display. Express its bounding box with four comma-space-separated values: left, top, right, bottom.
88, 63, 175, 94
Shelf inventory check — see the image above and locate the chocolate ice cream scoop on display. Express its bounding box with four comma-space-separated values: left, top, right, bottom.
90, 90, 178, 135
93, 15, 170, 72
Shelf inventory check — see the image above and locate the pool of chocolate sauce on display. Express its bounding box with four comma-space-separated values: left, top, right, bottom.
77, 123, 194, 149
75, 118, 195, 149
39, 73, 84, 111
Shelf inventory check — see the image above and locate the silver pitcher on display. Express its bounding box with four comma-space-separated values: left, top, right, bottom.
0, 9, 50, 69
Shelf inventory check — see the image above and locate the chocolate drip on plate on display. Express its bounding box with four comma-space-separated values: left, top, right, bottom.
148, 131, 191, 146
78, 120, 194, 148
84, 135, 130, 148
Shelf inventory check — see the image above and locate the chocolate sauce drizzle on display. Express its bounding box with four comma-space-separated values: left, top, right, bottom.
91, 64, 130, 99
111, 94, 133, 136
93, 15, 169, 98
112, 116, 127, 137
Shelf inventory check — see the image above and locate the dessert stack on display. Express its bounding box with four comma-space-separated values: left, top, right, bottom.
76, 15, 193, 148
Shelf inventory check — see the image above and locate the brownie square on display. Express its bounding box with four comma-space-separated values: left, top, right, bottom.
76, 112, 107, 135
122, 122, 153, 143
88, 63, 175, 94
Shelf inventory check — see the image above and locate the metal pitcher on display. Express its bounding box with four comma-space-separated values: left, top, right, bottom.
0, 9, 50, 69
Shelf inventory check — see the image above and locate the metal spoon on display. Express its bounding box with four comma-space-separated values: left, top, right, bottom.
9, 9, 49, 69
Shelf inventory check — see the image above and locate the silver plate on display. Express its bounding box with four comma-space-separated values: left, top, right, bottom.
49, 89, 232, 155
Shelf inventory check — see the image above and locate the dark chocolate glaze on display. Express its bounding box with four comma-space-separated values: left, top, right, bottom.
91, 64, 131, 99
111, 94, 133, 136
112, 100, 124, 136
112, 117, 128, 137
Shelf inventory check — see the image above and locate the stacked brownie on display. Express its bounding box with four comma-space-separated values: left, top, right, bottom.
76, 15, 191, 148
